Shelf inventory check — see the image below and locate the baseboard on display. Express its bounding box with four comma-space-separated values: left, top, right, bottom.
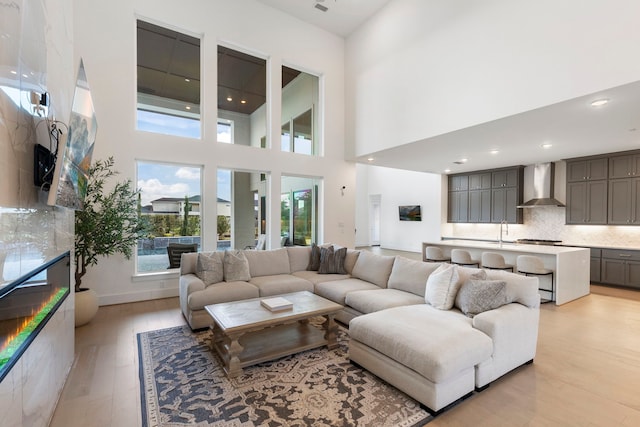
98, 288, 179, 306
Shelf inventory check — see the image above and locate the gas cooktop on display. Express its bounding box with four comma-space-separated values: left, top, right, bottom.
515, 239, 562, 246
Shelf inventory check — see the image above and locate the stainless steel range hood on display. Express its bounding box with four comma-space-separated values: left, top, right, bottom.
517, 163, 565, 208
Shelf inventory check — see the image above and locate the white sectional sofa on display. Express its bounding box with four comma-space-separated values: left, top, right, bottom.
178, 245, 540, 414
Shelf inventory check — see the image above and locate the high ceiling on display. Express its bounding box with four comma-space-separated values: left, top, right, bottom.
255, 0, 393, 37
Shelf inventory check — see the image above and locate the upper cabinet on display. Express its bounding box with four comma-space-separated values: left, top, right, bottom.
609, 154, 640, 179
447, 166, 523, 224
566, 150, 640, 225
566, 158, 608, 182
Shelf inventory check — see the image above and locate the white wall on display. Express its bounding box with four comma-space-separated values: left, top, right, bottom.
72, 0, 354, 305
345, 0, 640, 158
355, 164, 442, 252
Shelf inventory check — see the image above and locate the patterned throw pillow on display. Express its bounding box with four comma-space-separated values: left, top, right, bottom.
318, 246, 347, 274
455, 279, 509, 317
425, 263, 461, 310
223, 250, 251, 282
196, 252, 223, 286
307, 242, 322, 271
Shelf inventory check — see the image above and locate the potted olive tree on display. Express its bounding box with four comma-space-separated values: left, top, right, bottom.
74, 157, 150, 326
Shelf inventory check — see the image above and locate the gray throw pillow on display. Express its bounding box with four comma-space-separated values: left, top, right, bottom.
307, 242, 322, 271
318, 246, 347, 274
196, 252, 223, 286
455, 279, 509, 317
223, 250, 251, 282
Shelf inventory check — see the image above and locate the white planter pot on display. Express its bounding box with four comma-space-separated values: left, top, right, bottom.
75, 288, 99, 327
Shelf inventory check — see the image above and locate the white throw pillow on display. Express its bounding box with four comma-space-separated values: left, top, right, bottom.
196, 252, 223, 286
425, 263, 461, 310
223, 250, 251, 282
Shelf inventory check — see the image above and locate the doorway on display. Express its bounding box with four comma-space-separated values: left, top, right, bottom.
369, 194, 381, 246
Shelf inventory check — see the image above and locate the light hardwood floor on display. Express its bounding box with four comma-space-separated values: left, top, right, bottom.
50, 248, 640, 426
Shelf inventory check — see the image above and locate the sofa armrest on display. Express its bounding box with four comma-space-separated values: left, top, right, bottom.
472, 303, 540, 386
180, 273, 205, 295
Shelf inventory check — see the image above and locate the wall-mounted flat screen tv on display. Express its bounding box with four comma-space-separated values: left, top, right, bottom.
48, 59, 97, 210
399, 205, 422, 221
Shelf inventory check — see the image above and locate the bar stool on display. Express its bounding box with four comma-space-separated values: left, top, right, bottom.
424, 246, 451, 263
517, 255, 554, 302
481, 252, 514, 272
450, 249, 479, 268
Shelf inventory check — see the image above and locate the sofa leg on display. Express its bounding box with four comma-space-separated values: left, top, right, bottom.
422, 391, 474, 417
525, 359, 534, 365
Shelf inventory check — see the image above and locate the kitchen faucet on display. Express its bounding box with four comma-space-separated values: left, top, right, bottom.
499, 220, 509, 244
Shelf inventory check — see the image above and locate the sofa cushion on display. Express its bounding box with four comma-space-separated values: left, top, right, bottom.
223, 250, 251, 282
195, 252, 224, 286
314, 278, 380, 305
425, 263, 461, 310
455, 279, 509, 317
188, 281, 259, 311
287, 246, 311, 273
344, 249, 360, 274
243, 248, 290, 277
349, 305, 493, 383
351, 251, 395, 288
388, 257, 441, 297
249, 274, 314, 296
345, 289, 425, 314
292, 270, 350, 285
318, 246, 347, 274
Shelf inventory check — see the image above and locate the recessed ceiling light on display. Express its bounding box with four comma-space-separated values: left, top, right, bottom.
460, 158, 468, 163
367, 157, 374, 162
590, 98, 609, 107
10, 70, 16, 75
541, 143, 552, 149
226, 96, 233, 102
185, 106, 191, 110
184, 78, 190, 82
444, 169, 451, 173
240, 99, 247, 104
490, 149, 499, 155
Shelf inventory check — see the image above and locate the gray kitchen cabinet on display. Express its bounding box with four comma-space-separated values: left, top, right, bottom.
590, 248, 601, 283
609, 154, 640, 179
469, 189, 491, 223
448, 190, 468, 223
469, 172, 492, 190
449, 175, 468, 191
566, 158, 608, 182
608, 177, 640, 225
491, 169, 519, 188
566, 180, 608, 224
601, 249, 640, 289
491, 187, 521, 223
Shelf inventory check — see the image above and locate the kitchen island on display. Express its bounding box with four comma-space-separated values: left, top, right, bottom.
422, 240, 590, 305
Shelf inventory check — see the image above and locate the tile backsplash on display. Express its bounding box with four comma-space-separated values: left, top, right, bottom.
448, 207, 640, 249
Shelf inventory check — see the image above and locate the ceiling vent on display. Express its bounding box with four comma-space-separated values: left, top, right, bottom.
314, 3, 328, 12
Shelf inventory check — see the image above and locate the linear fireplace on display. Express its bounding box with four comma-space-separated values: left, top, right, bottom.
0, 251, 70, 381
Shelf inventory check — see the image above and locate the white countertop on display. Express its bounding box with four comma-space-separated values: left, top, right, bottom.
426, 240, 589, 255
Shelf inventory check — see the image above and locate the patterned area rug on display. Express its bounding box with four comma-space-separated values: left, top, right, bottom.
137, 323, 433, 427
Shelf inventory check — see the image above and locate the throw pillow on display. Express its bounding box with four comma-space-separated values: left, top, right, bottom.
425, 263, 461, 310
196, 252, 223, 286
223, 250, 251, 282
318, 246, 347, 274
455, 279, 509, 317
307, 242, 322, 271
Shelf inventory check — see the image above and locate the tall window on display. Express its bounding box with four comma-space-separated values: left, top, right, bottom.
136, 20, 200, 138
136, 161, 201, 273
217, 169, 268, 250
281, 66, 319, 155
281, 176, 320, 246
217, 46, 266, 147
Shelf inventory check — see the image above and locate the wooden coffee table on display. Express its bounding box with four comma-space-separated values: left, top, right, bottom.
205, 291, 343, 378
